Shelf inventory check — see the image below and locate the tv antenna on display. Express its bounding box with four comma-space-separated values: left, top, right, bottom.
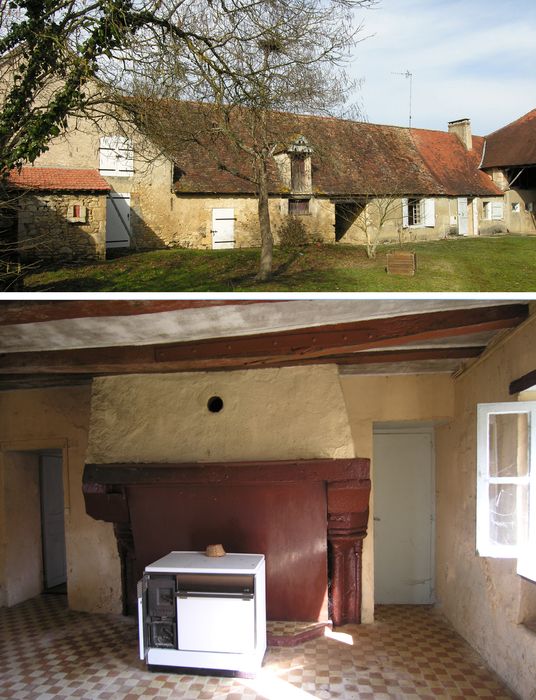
392, 70, 413, 128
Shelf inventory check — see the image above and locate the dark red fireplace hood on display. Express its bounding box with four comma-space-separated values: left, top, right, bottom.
83, 458, 371, 626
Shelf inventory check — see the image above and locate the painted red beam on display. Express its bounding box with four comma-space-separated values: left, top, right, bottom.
0, 305, 525, 375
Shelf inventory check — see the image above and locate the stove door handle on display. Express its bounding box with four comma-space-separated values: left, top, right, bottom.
177, 591, 254, 601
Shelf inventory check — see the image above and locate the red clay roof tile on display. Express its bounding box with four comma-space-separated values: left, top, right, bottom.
8, 167, 111, 192
481, 109, 536, 168
410, 131, 502, 196
141, 102, 501, 198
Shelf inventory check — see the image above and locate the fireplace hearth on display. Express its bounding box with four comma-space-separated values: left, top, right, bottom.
83, 458, 371, 626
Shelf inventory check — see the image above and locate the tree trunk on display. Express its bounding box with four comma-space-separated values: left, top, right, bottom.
256, 156, 273, 281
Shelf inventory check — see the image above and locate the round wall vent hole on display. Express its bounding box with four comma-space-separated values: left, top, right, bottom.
207, 396, 224, 413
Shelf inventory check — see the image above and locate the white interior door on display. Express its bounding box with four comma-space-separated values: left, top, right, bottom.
373, 431, 434, 604
40, 453, 67, 590
457, 197, 469, 236
212, 208, 235, 249
106, 193, 131, 248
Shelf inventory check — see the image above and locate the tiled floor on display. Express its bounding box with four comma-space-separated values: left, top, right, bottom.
0, 595, 515, 699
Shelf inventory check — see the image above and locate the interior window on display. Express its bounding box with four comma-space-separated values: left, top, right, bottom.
477, 402, 535, 581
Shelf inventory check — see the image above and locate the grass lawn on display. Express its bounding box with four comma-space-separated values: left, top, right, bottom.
23, 236, 536, 293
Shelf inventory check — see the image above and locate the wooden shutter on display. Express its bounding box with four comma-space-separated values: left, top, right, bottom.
99, 136, 134, 176
99, 137, 118, 173
423, 199, 436, 227
491, 200, 504, 220
401, 198, 409, 228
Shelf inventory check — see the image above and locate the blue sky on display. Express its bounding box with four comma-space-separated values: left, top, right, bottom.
350, 0, 536, 135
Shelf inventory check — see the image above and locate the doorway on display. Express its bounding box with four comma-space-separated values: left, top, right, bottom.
106, 193, 131, 249
373, 426, 435, 604
335, 201, 364, 241
2, 449, 67, 605
40, 451, 67, 592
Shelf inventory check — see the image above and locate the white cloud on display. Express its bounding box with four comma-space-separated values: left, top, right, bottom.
349, 0, 536, 134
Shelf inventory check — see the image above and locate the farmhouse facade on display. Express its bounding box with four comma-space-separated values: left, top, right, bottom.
10, 104, 536, 260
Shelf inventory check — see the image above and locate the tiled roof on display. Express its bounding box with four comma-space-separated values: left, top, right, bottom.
481, 109, 536, 168
410, 131, 503, 196
8, 167, 111, 192
138, 101, 502, 198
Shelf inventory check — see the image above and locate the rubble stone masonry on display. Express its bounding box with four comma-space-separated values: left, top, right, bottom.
18, 192, 107, 261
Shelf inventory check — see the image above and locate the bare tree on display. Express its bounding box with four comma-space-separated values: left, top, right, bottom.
124, 0, 377, 280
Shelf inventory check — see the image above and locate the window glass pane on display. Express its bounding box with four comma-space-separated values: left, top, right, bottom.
489, 412, 529, 477
489, 483, 529, 547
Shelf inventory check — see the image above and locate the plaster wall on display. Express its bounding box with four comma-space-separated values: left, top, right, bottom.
86, 366, 354, 464
336, 196, 482, 246
4, 452, 42, 605
0, 386, 121, 614
339, 373, 455, 623
504, 189, 536, 235
435, 315, 536, 700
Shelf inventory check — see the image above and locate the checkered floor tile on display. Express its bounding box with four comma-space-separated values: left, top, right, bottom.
0, 595, 515, 699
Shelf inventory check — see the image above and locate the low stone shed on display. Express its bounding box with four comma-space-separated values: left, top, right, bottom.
7, 167, 111, 261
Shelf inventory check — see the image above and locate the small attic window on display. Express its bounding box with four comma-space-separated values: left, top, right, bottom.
289, 198, 310, 216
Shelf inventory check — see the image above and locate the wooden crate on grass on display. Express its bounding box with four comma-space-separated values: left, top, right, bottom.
386, 252, 417, 276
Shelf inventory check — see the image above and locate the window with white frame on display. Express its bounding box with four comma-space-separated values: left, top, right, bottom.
402, 198, 435, 227
99, 136, 134, 177
483, 200, 504, 220
477, 402, 536, 581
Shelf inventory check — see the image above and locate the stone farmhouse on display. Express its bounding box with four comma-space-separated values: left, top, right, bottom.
1, 299, 536, 699
7, 103, 536, 261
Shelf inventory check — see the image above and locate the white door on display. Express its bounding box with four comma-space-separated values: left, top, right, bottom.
211, 208, 235, 249
106, 193, 131, 248
457, 197, 469, 236
373, 431, 434, 604
40, 453, 67, 590
472, 198, 479, 236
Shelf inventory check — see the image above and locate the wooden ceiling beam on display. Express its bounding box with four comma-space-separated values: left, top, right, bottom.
0, 346, 486, 388
0, 300, 262, 326
0, 305, 524, 377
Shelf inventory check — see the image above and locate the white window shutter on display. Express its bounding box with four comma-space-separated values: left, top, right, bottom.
99, 137, 117, 173
492, 200, 504, 220
117, 137, 134, 174
99, 136, 134, 176
402, 198, 409, 228
423, 198, 436, 227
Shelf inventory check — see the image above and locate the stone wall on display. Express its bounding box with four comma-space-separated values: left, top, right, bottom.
18, 192, 107, 261
435, 313, 536, 700
171, 194, 335, 249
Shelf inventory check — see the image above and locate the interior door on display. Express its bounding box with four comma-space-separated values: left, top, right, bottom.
457, 197, 469, 236
373, 431, 434, 604
40, 453, 67, 590
211, 208, 235, 249
106, 193, 131, 248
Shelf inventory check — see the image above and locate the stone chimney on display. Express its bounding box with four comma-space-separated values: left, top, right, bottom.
448, 118, 472, 150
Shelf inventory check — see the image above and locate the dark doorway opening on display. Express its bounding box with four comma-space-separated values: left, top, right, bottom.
335, 201, 364, 241
39, 451, 67, 592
